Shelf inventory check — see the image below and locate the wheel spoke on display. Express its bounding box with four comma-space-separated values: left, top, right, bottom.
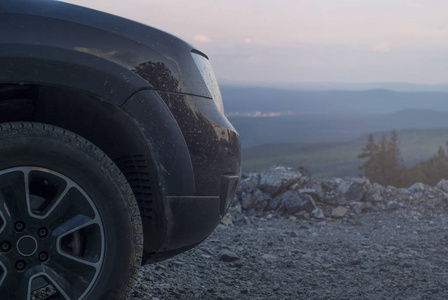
29, 180, 72, 219
0, 211, 6, 234
58, 220, 103, 264
0, 259, 8, 288
26, 169, 69, 219
54, 216, 97, 238
45, 187, 98, 237
0, 261, 34, 299
27, 268, 76, 300
0, 170, 28, 220
44, 251, 98, 299
41, 180, 103, 299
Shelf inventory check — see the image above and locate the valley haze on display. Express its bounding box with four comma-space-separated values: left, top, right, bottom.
221, 83, 448, 177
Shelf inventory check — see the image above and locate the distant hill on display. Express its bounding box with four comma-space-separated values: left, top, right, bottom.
221, 85, 448, 115
222, 85, 448, 147
222, 85, 448, 177
229, 109, 448, 147
219, 81, 448, 92
242, 128, 448, 178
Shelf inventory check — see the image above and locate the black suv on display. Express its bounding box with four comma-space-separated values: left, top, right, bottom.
0, 1, 241, 299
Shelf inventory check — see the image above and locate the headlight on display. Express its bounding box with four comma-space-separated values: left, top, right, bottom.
191, 52, 225, 114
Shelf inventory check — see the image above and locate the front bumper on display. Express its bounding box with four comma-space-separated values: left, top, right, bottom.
148, 173, 240, 262
123, 90, 241, 262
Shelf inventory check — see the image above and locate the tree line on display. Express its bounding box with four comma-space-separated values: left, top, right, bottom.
358, 130, 448, 187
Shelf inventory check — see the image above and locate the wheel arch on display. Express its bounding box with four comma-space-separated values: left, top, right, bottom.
0, 83, 176, 256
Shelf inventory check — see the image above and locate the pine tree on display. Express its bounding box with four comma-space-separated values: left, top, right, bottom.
376, 134, 390, 185
358, 130, 404, 187
358, 134, 379, 179
412, 143, 448, 186
385, 130, 403, 186
360, 132, 448, 187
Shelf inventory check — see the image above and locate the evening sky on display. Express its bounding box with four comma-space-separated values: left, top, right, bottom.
64, 0, 448, 86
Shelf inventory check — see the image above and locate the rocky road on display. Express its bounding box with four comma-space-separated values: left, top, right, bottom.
132, 208, 448, 299
132, 166, 448, 299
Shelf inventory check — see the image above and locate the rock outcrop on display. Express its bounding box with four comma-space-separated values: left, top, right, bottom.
234, 165, 448, 220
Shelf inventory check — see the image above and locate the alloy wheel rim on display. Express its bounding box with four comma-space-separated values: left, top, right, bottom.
0, 167, 105, 300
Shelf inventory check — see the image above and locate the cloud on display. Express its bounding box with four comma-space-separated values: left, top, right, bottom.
372, 42, 391, 52
246, 56, 260, 64
193, 34, 211, 43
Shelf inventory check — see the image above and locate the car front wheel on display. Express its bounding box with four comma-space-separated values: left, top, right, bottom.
0, 122, 142, 300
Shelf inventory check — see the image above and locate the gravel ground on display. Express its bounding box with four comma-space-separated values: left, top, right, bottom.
131, 209, 448, 300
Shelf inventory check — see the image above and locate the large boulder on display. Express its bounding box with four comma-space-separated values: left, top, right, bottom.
238, 173, 260, 194
274, 190, 316, 215
436, 179, 448, 193
365, 183, 384, 203
252, 189, 270, 214
323, 177, 369, 205
408, 182, 428, 193
331, 206, 349, 218
350, 201, 372, 214
241, 191, 256, 210
346, 178, 370, 201
242, 189, 271, 216
259, 165, 302, 197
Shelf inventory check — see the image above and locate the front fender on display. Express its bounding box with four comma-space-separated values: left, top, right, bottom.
122, 90, 195, 196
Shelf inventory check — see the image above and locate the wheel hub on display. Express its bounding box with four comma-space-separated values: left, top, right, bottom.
17, 235, 38, 257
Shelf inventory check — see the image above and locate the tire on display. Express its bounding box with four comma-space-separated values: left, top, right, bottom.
0, 122, 143, 299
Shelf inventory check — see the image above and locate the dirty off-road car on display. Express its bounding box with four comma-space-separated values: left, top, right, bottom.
0, 0, 241, 299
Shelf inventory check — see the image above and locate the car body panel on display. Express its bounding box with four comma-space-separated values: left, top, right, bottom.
159, 92, 241, 196
0, 0, 241, 263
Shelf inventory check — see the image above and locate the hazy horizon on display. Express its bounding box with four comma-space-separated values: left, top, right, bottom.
220, 81, 448, 93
